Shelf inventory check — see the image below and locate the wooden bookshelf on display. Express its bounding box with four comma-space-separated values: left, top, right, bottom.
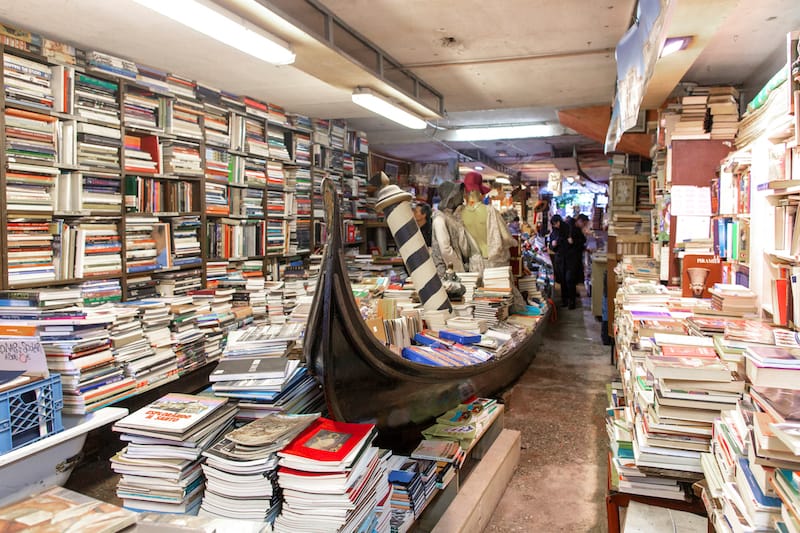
0, 43, 374, 292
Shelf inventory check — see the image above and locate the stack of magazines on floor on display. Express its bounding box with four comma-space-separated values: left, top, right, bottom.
199, 412, 320, 523
611, 275, 800, 532
110, 393, 237, 514
387, 398, 502, 532
274, 417, 392, 532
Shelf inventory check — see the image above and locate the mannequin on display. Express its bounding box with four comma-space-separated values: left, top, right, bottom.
431, 181, 481, 277
460, 190, 490, 258
457, 172, 515, 269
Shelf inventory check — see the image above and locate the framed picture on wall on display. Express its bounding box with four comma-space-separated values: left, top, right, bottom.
610, 175, 636, 211
384, 162, 399, 179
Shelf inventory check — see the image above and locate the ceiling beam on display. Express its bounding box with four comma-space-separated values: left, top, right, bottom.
557, 106, 652, 158
640, 0, 739, 109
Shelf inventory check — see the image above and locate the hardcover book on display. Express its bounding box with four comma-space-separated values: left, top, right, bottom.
114, 392, 228, 434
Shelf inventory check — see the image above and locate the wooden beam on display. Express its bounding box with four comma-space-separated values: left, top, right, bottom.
431, 429, 521, 533
557, 106, 653, 158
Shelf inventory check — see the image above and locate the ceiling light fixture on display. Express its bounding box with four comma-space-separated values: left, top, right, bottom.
132, 0, 296, 65
495, 177, 511, 185
351, 88, 427, 129
660, 36, 692, 58
448, 123, 562, 142
474, 165, 484, 171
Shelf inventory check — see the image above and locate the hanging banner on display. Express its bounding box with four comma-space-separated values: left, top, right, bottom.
605, 0, 674, 152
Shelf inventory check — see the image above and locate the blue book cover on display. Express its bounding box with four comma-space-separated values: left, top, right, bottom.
402, 347, 444, 366
738, 457, 781, 508
438, 330, 481, 345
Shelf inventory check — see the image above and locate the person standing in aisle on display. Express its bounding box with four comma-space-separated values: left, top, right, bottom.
564, 214, 589, 309
413, 202, 433, 247
548, 214, 569, 306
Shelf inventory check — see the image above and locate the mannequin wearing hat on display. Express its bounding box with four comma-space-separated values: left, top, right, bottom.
456, 171, 515, 269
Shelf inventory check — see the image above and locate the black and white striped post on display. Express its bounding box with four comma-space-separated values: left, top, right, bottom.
376, 184, 452, 313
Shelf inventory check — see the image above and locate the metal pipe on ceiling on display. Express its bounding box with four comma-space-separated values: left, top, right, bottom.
400, 47, 615, 70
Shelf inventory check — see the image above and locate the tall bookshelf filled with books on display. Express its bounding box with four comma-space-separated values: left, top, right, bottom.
0, 43, 371, 293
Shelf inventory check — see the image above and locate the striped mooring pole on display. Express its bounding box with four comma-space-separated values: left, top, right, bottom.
376, 184, 452, 313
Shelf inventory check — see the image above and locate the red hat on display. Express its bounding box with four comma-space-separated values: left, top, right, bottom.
463, 171, 490, 195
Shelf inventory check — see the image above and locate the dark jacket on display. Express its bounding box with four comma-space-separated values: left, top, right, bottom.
565, 221, 586, 277
548, 223, 569, 282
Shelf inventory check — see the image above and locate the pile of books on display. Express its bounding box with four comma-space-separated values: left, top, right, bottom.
111, 393, 237, 514
386, 455, 438, 531
275, 417, 391, 532
199, 412, 320, 522
708, 283, 758, 316
459, 271, 480, 302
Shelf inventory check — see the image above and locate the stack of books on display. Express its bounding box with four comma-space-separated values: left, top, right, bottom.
275, 418, 391, 532
708, 283, 758, 316
459, 272, 480, 302
123, 85, 162, 131
111, 393, 237, 514
386, 455, 437, 531
40, 307, 134, 414
199, 412, 320, 523
3, 53, 53, 109
169, 97, 203, 138
162, 140, 203, 176
673, 90, 711, 140
243, 157, 267, 188
268, 126, 291, 161
482, 266, 513, 290
707, 86, 740, 140
472, 287, 513, 326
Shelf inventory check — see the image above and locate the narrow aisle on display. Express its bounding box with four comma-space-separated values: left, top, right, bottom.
487, 294, 617, 533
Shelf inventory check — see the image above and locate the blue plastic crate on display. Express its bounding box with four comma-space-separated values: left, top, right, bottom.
0, 374, 64, 455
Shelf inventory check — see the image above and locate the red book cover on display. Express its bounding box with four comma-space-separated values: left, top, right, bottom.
682, 254, 723, 299
279, 417, 375, 463
660, 345, 719, 358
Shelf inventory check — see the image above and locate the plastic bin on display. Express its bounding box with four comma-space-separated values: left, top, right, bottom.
0, 406, 127, 505
0, 374, 63, 455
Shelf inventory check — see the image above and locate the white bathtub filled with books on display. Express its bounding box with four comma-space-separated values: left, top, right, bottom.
0, 407, 127, 505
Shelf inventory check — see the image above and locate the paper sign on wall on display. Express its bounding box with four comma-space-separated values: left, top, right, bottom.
0, 326, 49, 378
670, 185, 712, 216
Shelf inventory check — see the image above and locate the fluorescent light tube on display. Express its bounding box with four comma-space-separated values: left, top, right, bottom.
133, 0, 296, 65
495, 177, 511, 185
352, 88, 427, 129
449, 124, 559, 141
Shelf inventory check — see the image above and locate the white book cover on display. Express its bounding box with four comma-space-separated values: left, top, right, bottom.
115, 393, 227, 434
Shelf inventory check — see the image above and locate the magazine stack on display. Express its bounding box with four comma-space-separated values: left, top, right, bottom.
110, 393, 237, 514
274, 417, 392, 532
198, 412, 320, 523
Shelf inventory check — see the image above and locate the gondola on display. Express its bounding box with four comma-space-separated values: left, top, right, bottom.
303, 179, 548, 445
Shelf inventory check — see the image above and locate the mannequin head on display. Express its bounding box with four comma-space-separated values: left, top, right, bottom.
463, 171, 489, 203
438, 181, 464, 211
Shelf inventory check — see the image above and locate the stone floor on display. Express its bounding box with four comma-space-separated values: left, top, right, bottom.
485, 293, 616, 533
66, 292, 616, 532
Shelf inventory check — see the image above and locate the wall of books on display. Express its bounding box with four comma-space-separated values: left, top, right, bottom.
0, 22, 373, 412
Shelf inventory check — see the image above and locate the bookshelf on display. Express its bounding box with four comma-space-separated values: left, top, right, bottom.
0, 43, 373, 293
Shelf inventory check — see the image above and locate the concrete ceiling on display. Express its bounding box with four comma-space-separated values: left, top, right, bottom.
1, 0, 798, 184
